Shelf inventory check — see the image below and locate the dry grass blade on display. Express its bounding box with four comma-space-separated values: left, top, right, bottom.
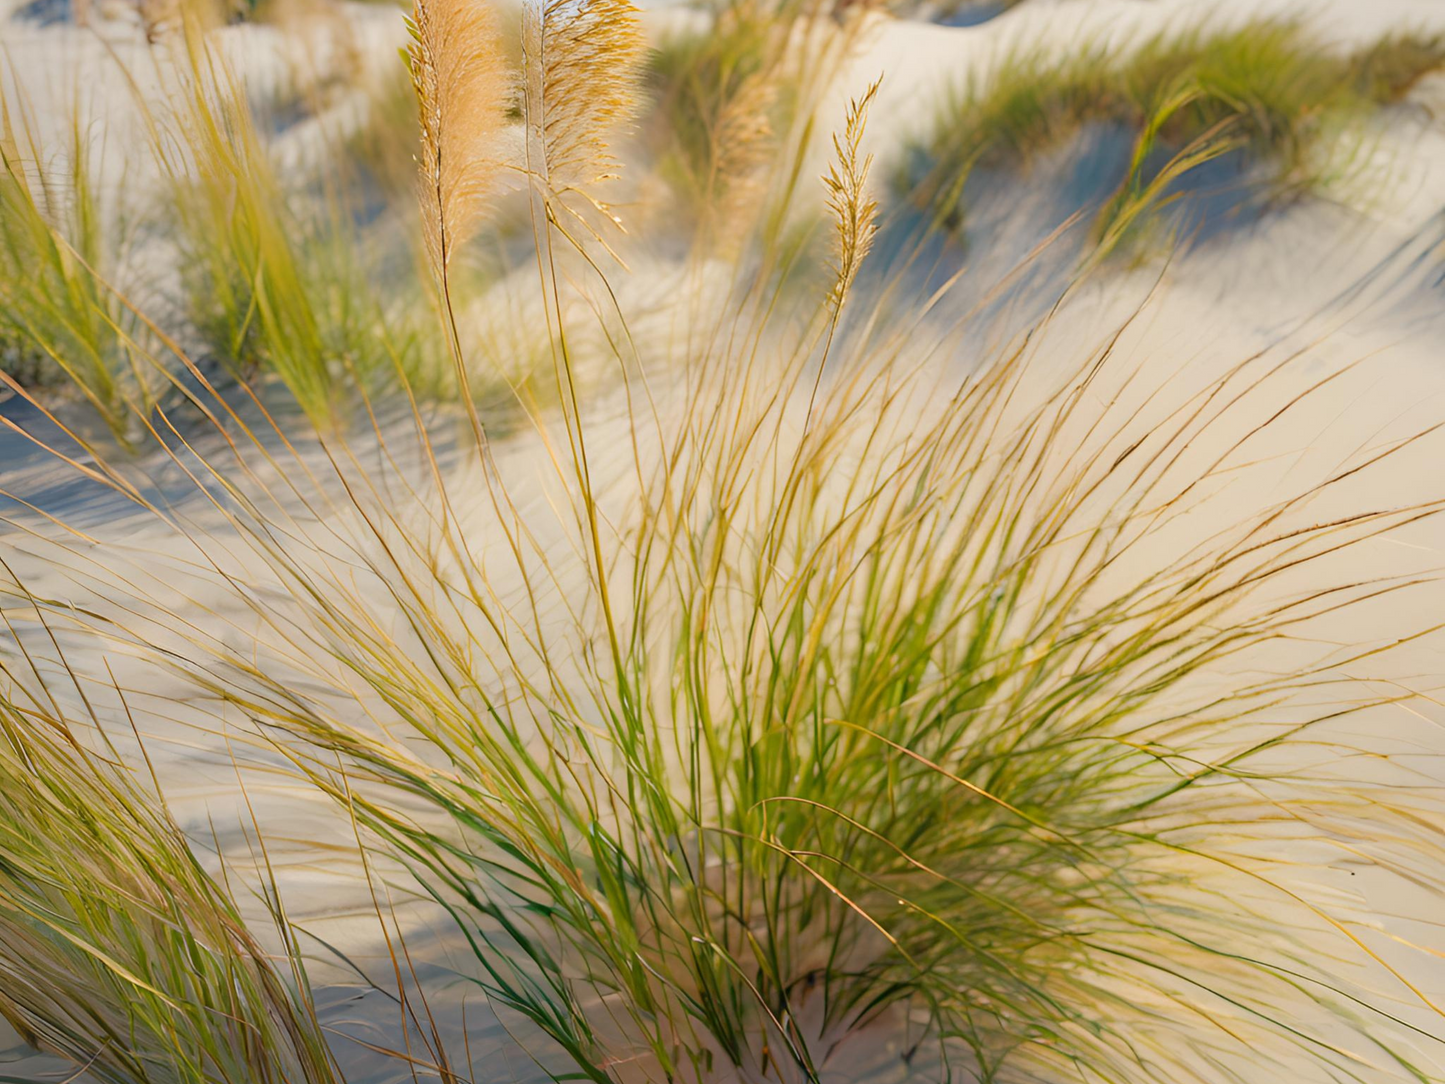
824, 78, 881, 310
407, 0, 509, 272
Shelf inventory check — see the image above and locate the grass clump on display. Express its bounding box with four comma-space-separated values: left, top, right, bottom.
648, 3, 794, 224
646, 1, 876, 247
1349, 29, 1445, 104
0, 673, 341, 1084
905, 19, 1445, 246
0, 107, 147, 441
214, 290, 1445, 1083
27, 15, 1434, 1084
153, 23, 433, 420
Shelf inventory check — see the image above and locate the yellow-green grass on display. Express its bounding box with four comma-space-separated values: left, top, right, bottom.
903, 20, 1445, 249
0, 669, 340, 1084
1, 5, 1443, 1084
645, 1, 879, 252
21, 111, 1444, 1084
59, 242, 1445, 1084
0, 105, 148, 443
151, 19, 449, 422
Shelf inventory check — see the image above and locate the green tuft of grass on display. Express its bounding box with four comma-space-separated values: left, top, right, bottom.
0, 103, 148, 442
904, 19, 1445, 248
645, 1, 874, 251
154, 21, 437, 421
0, 676, 341, 1084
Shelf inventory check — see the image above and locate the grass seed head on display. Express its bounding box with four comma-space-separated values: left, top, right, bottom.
524, 0, 646, 221
824, 77, 881, 309
407, 0, 510, 273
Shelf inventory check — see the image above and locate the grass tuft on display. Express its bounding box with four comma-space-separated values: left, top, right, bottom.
0, 98, 146, 442
905, 19, 1445, 247
156, 17, 418, 420
0, 673, 340, 1084
648, 3, 792, 225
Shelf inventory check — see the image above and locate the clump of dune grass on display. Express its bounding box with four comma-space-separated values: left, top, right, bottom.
149, 16, 434, 419
80, 224, 1445, 1083
350, 62, 429, 206
1350, 29, 1445, 104
0, 100, 147, 442
0, 662, 340, 1084
647, 1, 883, 247
12, 22, 1442, 1084
4, 4, 1445, 1083
648, 2, 792, 226
905, 19, 1445, 246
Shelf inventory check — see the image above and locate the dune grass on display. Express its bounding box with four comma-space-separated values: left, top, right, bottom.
0, 102, 147, 442
0, 662, 340, 1084
149, 18, 442, 421
904, 19, 1445, 246
0, 3, 1443, 1084
647, 2, 795, 226
163, 52, 368, 417
646, 0, 876, 249
177, 271, 1444, 1081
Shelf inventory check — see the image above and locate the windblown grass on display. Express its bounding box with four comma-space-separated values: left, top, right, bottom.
0, 669, 340, 1084
2, 5, 1444, 1084
0, 101, 146, 441
904, 19, 1445, 246
152, 18, 431, 420
73, 225, 1445, 1083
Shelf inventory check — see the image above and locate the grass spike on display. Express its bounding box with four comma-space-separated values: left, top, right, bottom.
406, 0, 509, 275
524, 0, 646, 219
824, 78, 881, 310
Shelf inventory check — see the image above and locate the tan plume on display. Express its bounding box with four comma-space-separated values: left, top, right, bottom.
523, 0, 645, 218
712, 69, 779, 222
823, 77, 881, 310
407, 0, 508, 273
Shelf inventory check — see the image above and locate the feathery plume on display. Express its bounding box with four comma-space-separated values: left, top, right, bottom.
712, 68, 779, 221
523, 0, 645, 217
406, 0, 508, 273
823, 77, 881, 309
